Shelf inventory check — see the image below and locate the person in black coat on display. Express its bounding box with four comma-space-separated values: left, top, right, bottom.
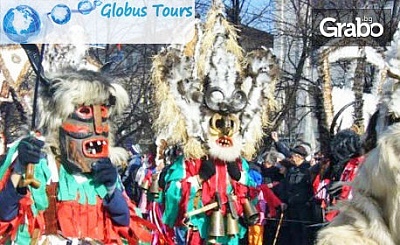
280, 145, 315, 245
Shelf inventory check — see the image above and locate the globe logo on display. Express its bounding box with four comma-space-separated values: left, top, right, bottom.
3, 5, 41, 43
78, 0, 94, 15
51, 4, 72, 25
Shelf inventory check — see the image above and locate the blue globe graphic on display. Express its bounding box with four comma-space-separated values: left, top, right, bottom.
78, 0, 94, 15
51, 4, 71, 25
3, 5, 41, 43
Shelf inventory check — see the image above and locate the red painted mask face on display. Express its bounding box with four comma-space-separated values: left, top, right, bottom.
60, 104, 110, 173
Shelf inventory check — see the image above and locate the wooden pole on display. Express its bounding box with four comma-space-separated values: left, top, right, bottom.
273, 211, 284, 245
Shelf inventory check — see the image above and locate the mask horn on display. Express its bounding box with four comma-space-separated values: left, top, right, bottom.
21, 44, 50, 87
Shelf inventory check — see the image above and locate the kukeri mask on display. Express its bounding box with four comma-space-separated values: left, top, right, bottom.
60, 104, 110, 173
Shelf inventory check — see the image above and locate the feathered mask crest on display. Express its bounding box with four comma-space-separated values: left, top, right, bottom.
152, 2, 279, 161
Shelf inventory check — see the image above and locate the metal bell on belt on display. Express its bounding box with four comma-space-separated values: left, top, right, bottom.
226, 212, 239, 236
243, 198, 259, 225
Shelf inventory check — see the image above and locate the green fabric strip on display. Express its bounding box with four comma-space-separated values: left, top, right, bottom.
240, 157, 255, 186
162, 180, 181, 227
58, 164, 108, 205
162, 156, 185, 226
0, 141, 19, 179
15, 223, 31, 245
165, 155, 185, 182
30, 157, 51, 215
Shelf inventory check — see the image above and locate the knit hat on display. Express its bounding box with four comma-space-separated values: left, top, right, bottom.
291, 145, 308, 157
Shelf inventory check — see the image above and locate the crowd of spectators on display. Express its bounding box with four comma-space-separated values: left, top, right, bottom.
120, 127, 364, 245
242, 128, 364, 245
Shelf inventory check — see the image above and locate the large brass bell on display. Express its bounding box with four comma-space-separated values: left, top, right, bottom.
140, 179, 150, 191
209, 192, 225, 240
226, 213, 239, 236
209, 209, 225, 237
243, 198, 260, 225
149, 174, 160, 196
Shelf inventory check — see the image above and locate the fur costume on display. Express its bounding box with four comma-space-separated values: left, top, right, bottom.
316, 22, 400, 244
151, 1, 278, 244
0, 45, 154, 244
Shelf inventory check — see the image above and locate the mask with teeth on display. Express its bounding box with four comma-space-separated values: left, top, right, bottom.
206, 113, 242, 161
59, 104, 110, 173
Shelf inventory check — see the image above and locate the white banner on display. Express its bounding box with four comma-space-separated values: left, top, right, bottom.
0, 0, 195, 44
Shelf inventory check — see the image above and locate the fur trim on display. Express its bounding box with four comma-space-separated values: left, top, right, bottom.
109, 146, 129, 168
183, 137, 205, 159
42, 44, 101, 75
